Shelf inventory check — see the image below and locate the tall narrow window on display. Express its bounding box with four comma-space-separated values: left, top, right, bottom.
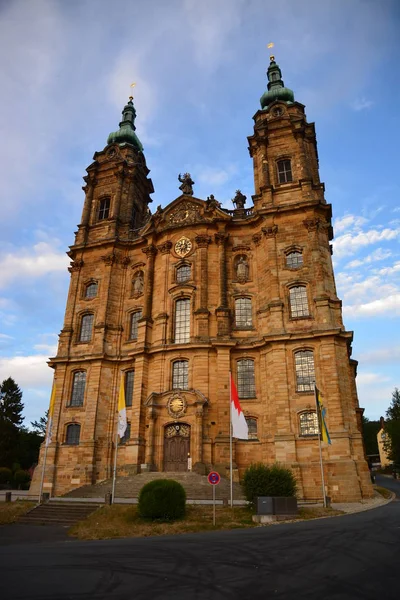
277, 159, 293, 183
174, 298, 190, 343
286, 251, 303, 269
172, 360, 189, 390
299, 411, 319, 436
85, 282, 98, 298
125, 370, 135, 407
130, 310, 142, 340
98, 197, 110, 220
295, 350, 315, 392
70, 371, 86, 407
245, 417, 258, 440
176, 264, 191, 283
289, 286, 309, 318
237, 359, 256, 399
65, 423, 81, 445
235, 298, 253, 328
79, 314, 94, 342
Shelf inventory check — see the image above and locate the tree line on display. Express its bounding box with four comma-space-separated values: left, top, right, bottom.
0, 377, 47, 488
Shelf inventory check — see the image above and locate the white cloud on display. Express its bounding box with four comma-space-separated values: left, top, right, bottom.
0, 354, 53, 389
197, 165, 237, 187
0, 241, 69, 289
344, 293, 400, 318
346, 248, 392, 269
0, 333, 13, 341
333, 214, 368, 234
333, 227, 399, 259
357, 372, 390, 386
351, 97, 373, 111
359, 346, 400, 365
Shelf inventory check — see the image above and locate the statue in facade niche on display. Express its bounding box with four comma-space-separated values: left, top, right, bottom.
178, 173, 195, 196
236, 256, 249, 282
133, 271, 144, 296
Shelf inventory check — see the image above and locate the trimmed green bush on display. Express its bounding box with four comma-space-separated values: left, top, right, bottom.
138, 479, 186, 521
13, 470, 31, 490
243, 463, 297, 506
0, 467, 12, 484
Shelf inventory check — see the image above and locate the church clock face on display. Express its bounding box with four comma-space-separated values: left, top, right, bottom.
175, 237, 192, 257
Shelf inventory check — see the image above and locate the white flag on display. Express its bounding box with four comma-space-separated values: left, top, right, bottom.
230, 374, 248, 439
118, 377, 127, 438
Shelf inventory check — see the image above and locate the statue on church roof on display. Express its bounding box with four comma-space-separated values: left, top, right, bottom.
232, 189, 246, 209
178, 173, 195, 196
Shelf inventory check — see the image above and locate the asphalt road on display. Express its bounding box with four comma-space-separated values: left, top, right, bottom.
0, 475, 399, 600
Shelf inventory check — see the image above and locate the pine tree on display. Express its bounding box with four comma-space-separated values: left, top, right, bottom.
0, 377, 24, 468
385, 388, 400, 467
30, 410, 48, 437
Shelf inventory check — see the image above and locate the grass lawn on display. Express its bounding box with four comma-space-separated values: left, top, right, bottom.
69, 503, 346, 540
0, 501, 34, 525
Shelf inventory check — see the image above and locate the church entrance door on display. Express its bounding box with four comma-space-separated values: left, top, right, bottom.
164, 423, 190, 472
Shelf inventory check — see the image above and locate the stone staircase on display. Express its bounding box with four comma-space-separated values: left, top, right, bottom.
19, 501, 100, 526
64, 471, 246, 502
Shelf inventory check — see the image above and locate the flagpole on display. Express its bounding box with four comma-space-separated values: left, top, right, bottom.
229, 372, 233, 509
111, 418, 119, 504
315, 385, 327, 508
38, 440, 49, 504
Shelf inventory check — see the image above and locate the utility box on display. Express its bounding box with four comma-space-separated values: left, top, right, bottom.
256, 496, 298, 515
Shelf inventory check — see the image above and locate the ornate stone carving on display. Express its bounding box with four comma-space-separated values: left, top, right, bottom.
142, 245, 158, 258
167, 393, 187, 419
157, 241, 173, 254
68, 259, 84, 273
252, 233, 262, 246
168, 201, 202, 225
232, 189, 246, 209
178, 172, 194, 196
195, 234, 211, 248
205, 194, 221, 212
121, 256, 131, 268
101, 252, 117, 265
303, 217, 321, 231
214, 232, 229, 245
262, 225, 278, 237
165, 422, 190, 437
232, 244, 251, 253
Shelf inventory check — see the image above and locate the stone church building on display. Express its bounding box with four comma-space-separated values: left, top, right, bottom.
31, 56, 373, 501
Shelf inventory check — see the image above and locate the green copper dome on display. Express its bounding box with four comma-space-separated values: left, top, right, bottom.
107, 97, 143, 151
260, 56, 294, 109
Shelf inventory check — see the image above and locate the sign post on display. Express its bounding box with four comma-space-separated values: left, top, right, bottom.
208, 471, 221, 526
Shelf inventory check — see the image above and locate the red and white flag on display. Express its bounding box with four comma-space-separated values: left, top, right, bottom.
230, 374, 248, 440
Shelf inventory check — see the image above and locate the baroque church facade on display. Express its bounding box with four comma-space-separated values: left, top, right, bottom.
31, 57, 373, 502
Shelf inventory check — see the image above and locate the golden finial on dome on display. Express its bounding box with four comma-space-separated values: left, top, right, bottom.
129, 82, 136, 100
267, 42, 275, 61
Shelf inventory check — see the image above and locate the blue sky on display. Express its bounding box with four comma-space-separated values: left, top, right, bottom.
0, 0, 399, 425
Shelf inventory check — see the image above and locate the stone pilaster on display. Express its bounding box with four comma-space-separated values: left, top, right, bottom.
214, 232, 230, 336
194, 234, 211, 338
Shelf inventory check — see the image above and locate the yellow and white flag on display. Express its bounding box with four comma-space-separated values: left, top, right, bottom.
118, 376, 127, 438
45, 382, 56, 446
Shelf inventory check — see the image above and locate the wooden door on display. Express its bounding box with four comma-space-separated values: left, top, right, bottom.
164, 424, 190, 472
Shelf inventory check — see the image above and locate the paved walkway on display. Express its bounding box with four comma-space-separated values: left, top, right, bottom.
332, 489, 393, 514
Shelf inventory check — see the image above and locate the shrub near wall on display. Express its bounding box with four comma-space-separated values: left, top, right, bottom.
0, 467, 12, 486
243, 463, 297, 507
138, 479, 186, 521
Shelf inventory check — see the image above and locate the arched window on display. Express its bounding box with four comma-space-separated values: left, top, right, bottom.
299, 411, 319, 436
246, 417, 258, 440
130, 310, 142, 340
237, 359, 256, 399
125, 370, 135, 407
277, 159, 293, 184
235, 298, 253, 328
70, 371, 86, 407
174, 298, 190, 343
172, 360, 189, 390
98, 197, 110, 220
65, 423, 81, 445
79, 314, 94, 342
85, 282, 98, 299
286, 251, 303, 269
295, 350, 315, 392
176, 264, 191, 283
289, 286, 309, 318
120, 422, 131, 444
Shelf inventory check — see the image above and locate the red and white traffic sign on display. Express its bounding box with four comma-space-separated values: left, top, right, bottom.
208, 471, 221, 485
